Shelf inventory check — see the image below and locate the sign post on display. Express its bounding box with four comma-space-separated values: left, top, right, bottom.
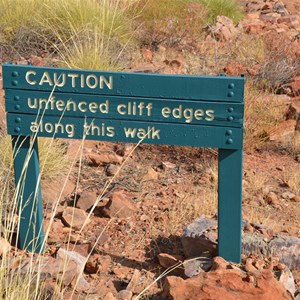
3, 64, 245, 262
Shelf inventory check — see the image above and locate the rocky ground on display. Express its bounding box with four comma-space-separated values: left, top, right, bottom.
0, 0, 300, 299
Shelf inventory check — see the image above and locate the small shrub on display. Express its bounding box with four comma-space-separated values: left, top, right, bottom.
253, 32, 300, 92
253, 57, 300, 93
0, 0, 136, 69
199, 0, 244, 24
133, 0, 208, 47
0, 135, 69, 181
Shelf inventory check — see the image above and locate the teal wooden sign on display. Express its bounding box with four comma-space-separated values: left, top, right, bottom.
3, 64, 245, 263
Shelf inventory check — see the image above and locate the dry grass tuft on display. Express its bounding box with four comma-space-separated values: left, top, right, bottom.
0, 0, 136, 69
244, 170, 268, 196
244, 83, 287, 150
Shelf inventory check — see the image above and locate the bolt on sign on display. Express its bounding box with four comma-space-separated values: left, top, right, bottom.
3, 64, 245, 263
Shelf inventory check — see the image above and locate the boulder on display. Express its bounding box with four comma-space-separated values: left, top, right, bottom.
269, 236, 300, 270
181, 217, 217, 257
164, 268, 293, 300
183, 218, 300, 270
101, 190, 136, 218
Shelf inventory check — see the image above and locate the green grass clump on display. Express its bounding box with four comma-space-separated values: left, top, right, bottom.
199, 0, 244, 24
0, 135, 69, 181
133, 0, 209, 46
134, 0, 243, 47
0, 0, 41, 42
0, 0, 136, 70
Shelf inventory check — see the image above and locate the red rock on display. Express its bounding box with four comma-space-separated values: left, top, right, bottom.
76, 190, 98, 211
62, 207, 91, 230
211, 256, 229, 270
142, 48, 153, 62
265, 192, 282, 208
106, 164, 119, 176
85, 254, 101, 274
209, 16, 239, 41
143, 168, 158, 181
288, 77, 300, 96
118, 290, 133, 300
157, 253, 183, 269
88, 152, 123, 166
262, 3, 272, 11
291, 195, 300, 202
277, 263, 286, 270
71, 243, 91, 257
103, 292, 117, 300
101, 190, 136, 218
164, 269, 294, 300
126, 269, 141, 292
245, 23, 264, 34
269, 120, 296, 142
286, 100, 300, 119
45, 256, 77, 286
286, 100, 300, 130
246, 13, 260, 20
56, 248, 90, 291
254, 259, 265, 270
224, 62, 247, 76
30, 55, 44, 66
277, 15, 300, 29
244, 223, 254, 233
85, 254, 111, 274
113, 266, 131, 279
43, 177, 76, 205
115, 143, 134, 157
245, 258, 258, 273
241, 18, 264, 34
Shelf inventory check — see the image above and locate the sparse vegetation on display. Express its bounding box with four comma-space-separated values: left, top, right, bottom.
244, 83, 287, 150
0, 135, 69, 181
0, 0, 300, 299
0, 0, 136, 70
199, 0, 244, 24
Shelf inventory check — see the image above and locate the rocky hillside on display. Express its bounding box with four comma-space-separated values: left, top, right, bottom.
0, 0, 300, 299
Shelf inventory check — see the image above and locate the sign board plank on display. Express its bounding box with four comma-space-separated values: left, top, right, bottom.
5, 89, 244, 128
7, 113, 243, 149
3, 64, 245, 102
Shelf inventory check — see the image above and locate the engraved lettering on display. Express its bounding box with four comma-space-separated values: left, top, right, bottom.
39, 72, 53, 86
205, 109, 215, 121
25, 71, 37, 85
53, 73, 66, 87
